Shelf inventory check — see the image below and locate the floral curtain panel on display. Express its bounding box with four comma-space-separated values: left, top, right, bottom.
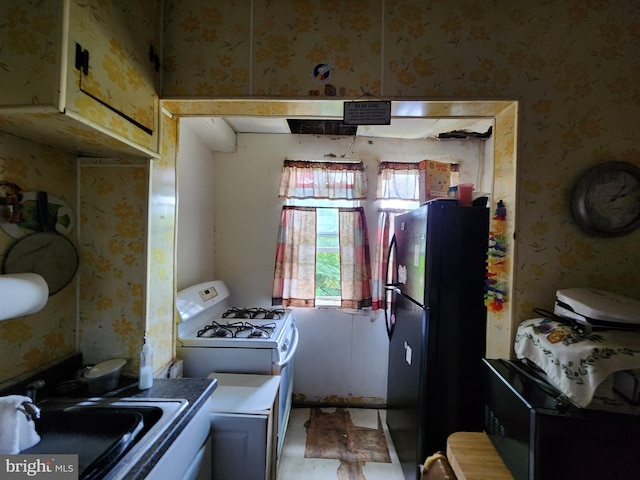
272, 206, 317, 307
339, 207, 373, 309
371, 210, 394, 310
278, 160, 368, 199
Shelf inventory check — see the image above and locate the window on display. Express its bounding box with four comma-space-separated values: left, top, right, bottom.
274, 159, 461, 311
288, 198, 358, 306
273, 161, 371, 309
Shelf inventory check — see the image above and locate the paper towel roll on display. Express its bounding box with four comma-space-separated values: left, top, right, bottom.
0, 273, 48, 321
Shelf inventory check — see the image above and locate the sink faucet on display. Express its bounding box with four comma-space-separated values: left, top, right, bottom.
17, 379, 45, 422
25, 379, 45, 403
17, 402, 41, 421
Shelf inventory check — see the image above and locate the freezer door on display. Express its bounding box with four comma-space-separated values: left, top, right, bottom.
386, 293, 427, 480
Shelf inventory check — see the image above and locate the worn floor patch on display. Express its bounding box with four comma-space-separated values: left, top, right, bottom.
304, 407, 391, 479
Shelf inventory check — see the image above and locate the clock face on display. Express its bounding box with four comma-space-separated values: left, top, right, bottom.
572, 162, 640, 236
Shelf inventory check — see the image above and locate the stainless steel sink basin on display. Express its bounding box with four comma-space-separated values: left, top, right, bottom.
31, 397, 188, 480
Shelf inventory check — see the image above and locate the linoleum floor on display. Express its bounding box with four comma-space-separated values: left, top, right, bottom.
277, 407, 405, 480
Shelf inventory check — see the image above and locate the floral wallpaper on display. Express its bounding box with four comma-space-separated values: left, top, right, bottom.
0, 0, 170, 382
146, 112, 179, 374
0, 132, 78, 381
162, 0, 640, 358
66, 0, 159, 151
0, 0, 638, 384
78, 159, 148, 372
0, 0, 61, 108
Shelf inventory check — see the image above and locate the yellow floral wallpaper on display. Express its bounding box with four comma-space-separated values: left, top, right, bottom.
0, 132, 77, 380
66, 0, 159, 150
1, 0, 638, 383
0, 0, 170, 382
78, 159, 148, 372
0, 0, 61, 107
146, 112, 179, 374
0, 121, 174, 383
163, 1, 251, 96
162, 0, 640, 358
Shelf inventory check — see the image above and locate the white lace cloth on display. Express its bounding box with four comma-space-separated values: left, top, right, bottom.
515, 318, 640, 408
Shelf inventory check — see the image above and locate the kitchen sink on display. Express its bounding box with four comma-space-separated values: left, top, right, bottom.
26, 397, 188, 480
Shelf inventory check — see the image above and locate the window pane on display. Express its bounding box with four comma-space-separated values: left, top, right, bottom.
317, 208, 338, 250
317, 234, 339, 248
317, 208, 338, 233
316, 251, 340, 297
316, 208, 340, 298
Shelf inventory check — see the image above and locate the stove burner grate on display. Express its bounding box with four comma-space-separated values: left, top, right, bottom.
196, 320, 277, 339
222, 307, 285, 320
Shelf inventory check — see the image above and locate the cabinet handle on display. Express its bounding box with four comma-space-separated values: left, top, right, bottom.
75, 43, 89, 75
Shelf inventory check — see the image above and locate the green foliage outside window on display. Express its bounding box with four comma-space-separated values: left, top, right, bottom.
316, 252, 340, 296
316, 208, 340, 298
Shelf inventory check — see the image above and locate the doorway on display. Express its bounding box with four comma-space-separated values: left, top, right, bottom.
164, 98, 518, 359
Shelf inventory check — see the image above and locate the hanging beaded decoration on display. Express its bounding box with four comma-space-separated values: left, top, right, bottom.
485, 200, 508, 312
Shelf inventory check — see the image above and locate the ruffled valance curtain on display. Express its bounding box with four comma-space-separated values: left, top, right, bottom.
278, 160, 368, 199
375, 161, 420, 201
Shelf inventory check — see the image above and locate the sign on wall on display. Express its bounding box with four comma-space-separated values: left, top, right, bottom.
343, 101, 391, 125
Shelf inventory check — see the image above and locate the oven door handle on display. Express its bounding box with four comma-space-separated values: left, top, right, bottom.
275, 322, 299, 368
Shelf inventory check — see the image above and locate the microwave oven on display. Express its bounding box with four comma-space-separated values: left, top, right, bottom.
483, 358, 640, 480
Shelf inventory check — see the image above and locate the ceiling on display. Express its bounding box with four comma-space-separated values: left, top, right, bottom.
182, 116, 494, 152
223, 116, 492, 138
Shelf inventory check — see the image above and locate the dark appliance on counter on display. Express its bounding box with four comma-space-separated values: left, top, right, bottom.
483, 358, 640, 480
385, 199, 489, 480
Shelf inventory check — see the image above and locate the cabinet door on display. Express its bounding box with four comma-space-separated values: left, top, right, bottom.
0, 0, 64, 107
210, 413, 269, 480
67, 0, 158, 135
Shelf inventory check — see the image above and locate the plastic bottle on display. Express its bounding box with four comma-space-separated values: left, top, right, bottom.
139, 336, 153, 390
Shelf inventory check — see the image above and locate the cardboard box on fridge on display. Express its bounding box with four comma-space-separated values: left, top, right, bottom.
418, 160, 458, 202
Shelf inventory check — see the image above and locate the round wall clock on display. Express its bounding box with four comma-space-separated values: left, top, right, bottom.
571, 161, 640, 237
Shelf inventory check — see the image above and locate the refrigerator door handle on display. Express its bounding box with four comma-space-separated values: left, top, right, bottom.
383, 288, 393, 339
386, 234, 397, 284
384, 235, 398, 339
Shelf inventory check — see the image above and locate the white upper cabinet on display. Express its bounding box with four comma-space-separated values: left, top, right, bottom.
0, 0, 159, 157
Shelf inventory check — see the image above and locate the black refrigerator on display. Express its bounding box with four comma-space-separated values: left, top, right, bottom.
385, 199, 489, 480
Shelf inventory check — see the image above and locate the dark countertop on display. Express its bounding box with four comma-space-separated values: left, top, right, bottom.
111, 377, 217, 480
0, 353, 217, 479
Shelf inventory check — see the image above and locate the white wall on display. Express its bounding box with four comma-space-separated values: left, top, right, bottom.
176, 121, 216, 291
179, 130, 487, 405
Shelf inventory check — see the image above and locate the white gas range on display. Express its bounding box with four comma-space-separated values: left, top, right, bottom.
176, 280, 299, 465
